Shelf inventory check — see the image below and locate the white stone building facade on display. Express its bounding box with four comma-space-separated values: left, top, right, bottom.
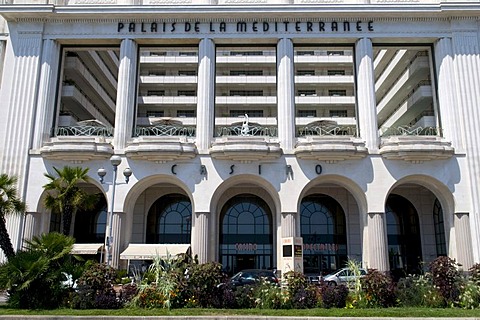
0, 0, 479, 276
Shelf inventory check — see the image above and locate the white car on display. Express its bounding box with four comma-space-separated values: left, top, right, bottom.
322, 267, 367, 286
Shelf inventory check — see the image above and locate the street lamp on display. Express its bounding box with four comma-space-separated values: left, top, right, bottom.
98, 155, 132, 267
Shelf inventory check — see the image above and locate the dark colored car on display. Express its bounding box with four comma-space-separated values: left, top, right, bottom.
224, 269, 279, 287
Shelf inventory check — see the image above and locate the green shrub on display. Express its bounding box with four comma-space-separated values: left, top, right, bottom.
458, 278, 480, 309
252, 280, 284, 309
469, 263, 480, 286
70, 262, 120, 309
186, 261, 227, 308
396, 274, 443, 307
360, 269, 396, 308
318, 282, 349, 309
429, 256, 461, 306
282, 271, 317, 309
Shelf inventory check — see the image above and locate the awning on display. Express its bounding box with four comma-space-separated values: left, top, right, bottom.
120, 244, 191, 260
71, 243, 103, 255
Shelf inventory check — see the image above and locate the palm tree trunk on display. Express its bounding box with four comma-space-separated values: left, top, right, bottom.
0, 216, 15, 259
62, 203, 73, 236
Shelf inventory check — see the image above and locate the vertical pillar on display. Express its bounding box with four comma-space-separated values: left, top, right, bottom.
367, 212, 389, 272
281, 212, 297, 238
0, 27, 43, 262
434, 37, 462, 151
277, 38, 295, 152
191, 211, 210, 263
454, 213, 474, 270
113, 39, 137, 151
23, 212, 42, 242
32, 39, 60, 150
196, 38, 215, 153
452, 28, 480, 262
110, 211, 124, 269
355, 38, 379, 152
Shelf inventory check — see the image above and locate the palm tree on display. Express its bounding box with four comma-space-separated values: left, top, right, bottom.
0, 232, 75, 309
43, 166, 98, 236
0, 174, 26, 260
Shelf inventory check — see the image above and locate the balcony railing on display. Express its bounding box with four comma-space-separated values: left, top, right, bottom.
216, 124, 277, 137
297, 125, 357, 137
54, 126, 114, 137
381, 126, 439, 137
135, 124, 196, 137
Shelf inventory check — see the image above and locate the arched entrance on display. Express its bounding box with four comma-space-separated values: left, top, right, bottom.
219, 194, 273, 275
146, 194, 192, 244
300, 194, 347, 276
386, 194, 422, 275
72, 197, 107, 243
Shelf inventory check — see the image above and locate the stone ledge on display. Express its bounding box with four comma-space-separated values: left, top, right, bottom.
380, 136, 454, 163
125, 136, 197, 162
210, 136, 282, 162
295, 136, 367, 163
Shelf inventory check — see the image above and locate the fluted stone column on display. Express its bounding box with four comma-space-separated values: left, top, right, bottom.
113, 39, 137, 151
367, 212, 389, 272
23, 212, 42, 242
281, 212, 297, 238
277, 38, 295, 152
32, 39, 60, 150
1, 28, 43, 262
196, 38, 215, 153
452, 27, 480, 262
435, 37, 462, 151
355, 38, 379, 152
109, 211, 125, 269
454, 213, 474, 270
191, 211, 210, 263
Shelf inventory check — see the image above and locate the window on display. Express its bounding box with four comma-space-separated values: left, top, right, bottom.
178, 90, 196, 96
329, 90, 347, 96
179, 51, 197, 56
329, 110, 348, 117
298, 110, 317, 117
177, 110, 196, 117
230, 110, 264, 117
230, 70, 263, 76
146, 110, 164, 117
230, 51, 263, 56
229, 90, 263, 96
147, 90, 165, 96
433, 199, 447, 256
327, 51, 344, 56
178, 70, 197, 76
150, 51, 167, 56
297, 51, 315, 56
327, 70, 346, 76
297, 70, 315, 76
298, 90, 317, 96
149, 71, 166, 76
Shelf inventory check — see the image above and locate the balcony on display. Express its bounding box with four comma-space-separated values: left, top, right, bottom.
380, 126, 454, 163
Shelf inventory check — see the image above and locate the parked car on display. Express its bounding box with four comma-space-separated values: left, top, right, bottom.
322, 267, 367, 286
221, 269, 279, 288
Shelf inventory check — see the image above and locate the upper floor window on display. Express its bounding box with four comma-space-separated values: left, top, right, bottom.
230, 90, 263, 96
178, 90, 196, 96
327, 70, 346, 76
328, 90, 347, 96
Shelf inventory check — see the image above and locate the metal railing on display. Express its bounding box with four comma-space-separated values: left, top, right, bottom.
216, 124, 277, 137
135, 124, 196, 137
381, 126, 439, 137
54, 126, 114, 137
297, 125, 357, 137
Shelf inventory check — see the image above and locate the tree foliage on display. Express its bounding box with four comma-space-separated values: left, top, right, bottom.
43, 166, 98, 236
0, 174, 26, 260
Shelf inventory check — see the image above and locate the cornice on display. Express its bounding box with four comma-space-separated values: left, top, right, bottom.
2, 4, 480, 21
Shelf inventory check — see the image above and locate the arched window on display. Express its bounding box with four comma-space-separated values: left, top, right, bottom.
433, 199, 447, 256
300, 195, 347, 275
219, 194, 273, 275
386, 194, 422, 275
73, 196, 107, 243
146, 194, 192, 244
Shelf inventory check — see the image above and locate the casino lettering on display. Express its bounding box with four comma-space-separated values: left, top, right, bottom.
117, 20, 374, 33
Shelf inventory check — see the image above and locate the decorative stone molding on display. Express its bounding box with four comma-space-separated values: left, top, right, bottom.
210, 136, 282, 162
39, 137, 114, 161
380, 136, 454, 163
294, 136, 367, 162
125, 136, 197, 162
